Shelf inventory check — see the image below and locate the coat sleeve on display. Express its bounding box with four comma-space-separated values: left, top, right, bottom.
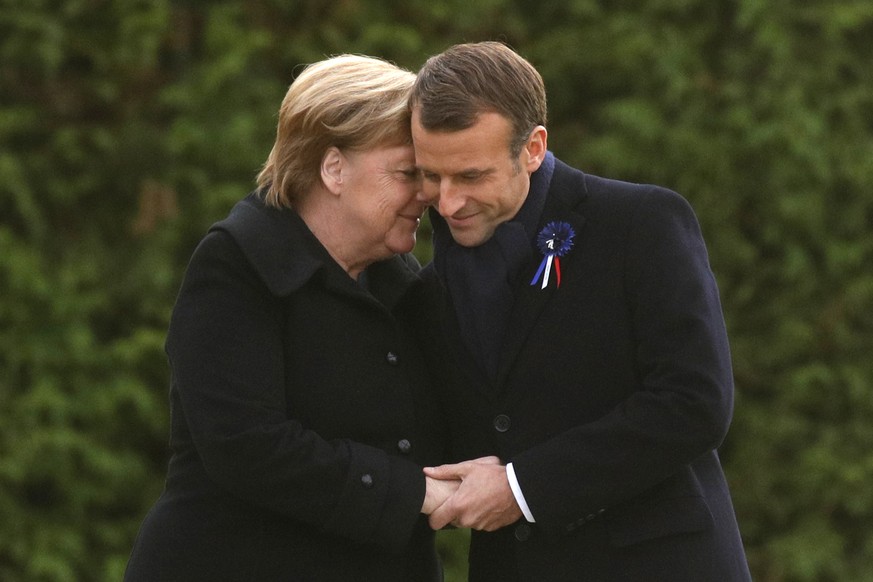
166, 230, 425, 551
510, 186, 734, 533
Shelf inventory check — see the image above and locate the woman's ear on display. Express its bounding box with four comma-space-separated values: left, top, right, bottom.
320, 147, 344, 196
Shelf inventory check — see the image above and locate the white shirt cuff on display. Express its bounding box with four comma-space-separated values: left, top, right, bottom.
506, 462, 536, 523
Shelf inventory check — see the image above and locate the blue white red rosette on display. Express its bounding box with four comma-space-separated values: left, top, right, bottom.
530, 221, 575, 289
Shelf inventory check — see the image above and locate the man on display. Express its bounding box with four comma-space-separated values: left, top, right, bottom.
411, 41, 752, 581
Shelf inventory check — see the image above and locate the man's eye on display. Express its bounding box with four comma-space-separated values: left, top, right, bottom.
422, 172, 440, 182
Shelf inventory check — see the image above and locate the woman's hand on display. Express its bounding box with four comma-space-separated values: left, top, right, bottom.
421, 476, 460, 515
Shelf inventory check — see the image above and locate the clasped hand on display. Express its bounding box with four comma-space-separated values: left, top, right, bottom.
420, 456, 522, 531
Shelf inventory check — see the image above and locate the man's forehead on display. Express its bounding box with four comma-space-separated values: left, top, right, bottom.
413, 121, 510, 172
414, 152, 494, 175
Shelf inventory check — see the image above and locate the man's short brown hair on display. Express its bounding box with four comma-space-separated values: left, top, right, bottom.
409, 41, 547, 158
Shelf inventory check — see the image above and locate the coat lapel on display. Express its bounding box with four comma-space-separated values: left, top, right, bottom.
494, 275, 556, 388
494, 162, 590, 391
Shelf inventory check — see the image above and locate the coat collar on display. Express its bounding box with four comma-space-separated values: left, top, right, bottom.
211, 193, 325, 296
211, 192, 421, 310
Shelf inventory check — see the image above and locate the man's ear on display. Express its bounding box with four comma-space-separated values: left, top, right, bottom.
320, 147, 344, 196
524, 126, 548, 173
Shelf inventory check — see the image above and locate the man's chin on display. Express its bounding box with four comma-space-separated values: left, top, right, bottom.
448, 226, 490, 248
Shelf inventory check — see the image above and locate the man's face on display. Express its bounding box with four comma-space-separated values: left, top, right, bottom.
412, 110, 545, 247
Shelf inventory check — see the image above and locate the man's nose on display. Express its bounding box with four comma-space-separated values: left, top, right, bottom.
436, 183, 465, 217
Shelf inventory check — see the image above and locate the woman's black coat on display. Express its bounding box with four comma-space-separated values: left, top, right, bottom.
124, 194, 446, 582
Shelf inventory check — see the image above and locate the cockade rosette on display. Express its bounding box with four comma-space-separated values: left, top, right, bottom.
530, 221, 575, 289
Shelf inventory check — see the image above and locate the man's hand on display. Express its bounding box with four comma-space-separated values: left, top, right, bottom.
421, 476, 460, 514
423, 456, 522, 531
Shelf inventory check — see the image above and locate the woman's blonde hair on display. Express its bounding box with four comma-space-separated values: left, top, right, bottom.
257, 55, 415, 208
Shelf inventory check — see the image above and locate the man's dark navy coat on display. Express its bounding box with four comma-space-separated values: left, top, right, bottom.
424, 157, 752, 581
125, 194, 446, 581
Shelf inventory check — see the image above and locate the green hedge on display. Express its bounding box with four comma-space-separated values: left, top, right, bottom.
2, 1, 872, 580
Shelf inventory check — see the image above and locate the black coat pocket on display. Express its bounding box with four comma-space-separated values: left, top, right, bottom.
606, 495, 713, 547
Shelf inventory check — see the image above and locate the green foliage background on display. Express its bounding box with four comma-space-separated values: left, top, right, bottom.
2, 0, 872, 580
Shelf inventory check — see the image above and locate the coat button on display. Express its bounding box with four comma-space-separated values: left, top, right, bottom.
385, 352, 399, 365
397, 439, 412, 454
493, 414, 511, 433
514, 524, 531, 541
360, 474, 374, 488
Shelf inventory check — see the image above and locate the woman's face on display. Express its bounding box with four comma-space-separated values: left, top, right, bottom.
339, 143, 425, 259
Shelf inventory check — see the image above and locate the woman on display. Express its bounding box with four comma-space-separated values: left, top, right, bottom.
124, 55, 454, 582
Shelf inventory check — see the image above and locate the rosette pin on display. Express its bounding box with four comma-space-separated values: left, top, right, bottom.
530, 221, 575, 289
